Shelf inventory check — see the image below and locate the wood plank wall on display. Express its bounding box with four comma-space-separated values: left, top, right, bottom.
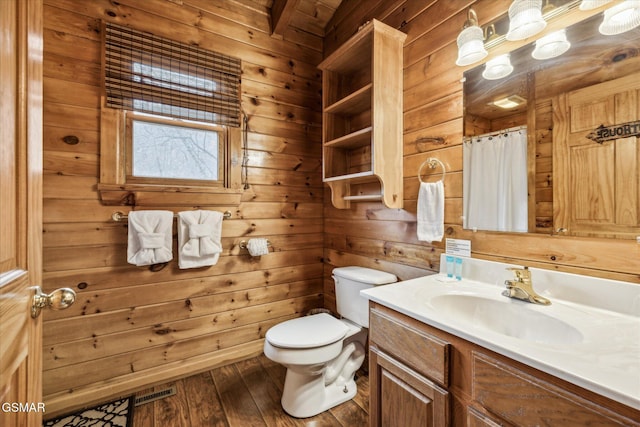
42, 0, 325, 416
322, 0, 640, 312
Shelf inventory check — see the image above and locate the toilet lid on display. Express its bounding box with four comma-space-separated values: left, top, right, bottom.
266, 313, 349, 349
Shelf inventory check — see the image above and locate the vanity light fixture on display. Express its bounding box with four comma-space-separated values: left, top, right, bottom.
532, 29, 571, 59
482, 54, 514, 80
506, 0, 547, 41
579, 0, 613, 10
455, 8, 488, 66
599, 1, 640, 35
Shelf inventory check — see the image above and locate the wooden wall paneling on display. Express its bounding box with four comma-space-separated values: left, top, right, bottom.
42, 126, 99, 155
246, 168, 323, 187
42, 0, 325, 415
43, 262, 323, 302
43, 229, 323, 272
536, 100, 554, 233
183, 0, 272, 35
247, 132, 321, 157
42, 28, 99, 63
242, 62, 322, 100
526, 72, 538, 233
242, 95, 322, 127
43, 199, 125, 223
247, 148, 321, 172
324, 249, 432, 281
42, 277, 323, 346
323, 0, 407, 55
404, 92, 462, 134
240, 184, 323, 203
294, 0, 339, 37
42, 312, 310, 394
43, 152, 99, 177
43, 52, 101, 87
43, 292, 322, 374
43, 77, 100, 109
242, 81, 322, 113
44, 103, 99, 131
42, 233, 325, 273
246, 116, 321, 143
43, 176, 99, 200
401, 2, 470, 67
45, 0, 320, 80
233, 201, 324, 219
404, 118, 462, 156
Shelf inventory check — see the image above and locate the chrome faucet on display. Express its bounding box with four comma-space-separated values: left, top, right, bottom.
502, 267, 551, 305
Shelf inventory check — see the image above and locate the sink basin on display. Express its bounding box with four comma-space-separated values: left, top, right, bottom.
429, 294, 584, 345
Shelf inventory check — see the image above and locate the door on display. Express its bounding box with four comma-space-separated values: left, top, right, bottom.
553, 72, 640, 239
0, 0, 44, 426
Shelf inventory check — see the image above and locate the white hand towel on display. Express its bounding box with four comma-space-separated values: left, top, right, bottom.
417, 181, 444, 242
246, 238, 269, 257
127, 210, 174, 266
177, 210, 223, 269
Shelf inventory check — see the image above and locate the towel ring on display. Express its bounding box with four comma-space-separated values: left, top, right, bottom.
418, 158, 446, 183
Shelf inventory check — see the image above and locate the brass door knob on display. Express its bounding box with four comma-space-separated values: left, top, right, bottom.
31, 286, 76, 318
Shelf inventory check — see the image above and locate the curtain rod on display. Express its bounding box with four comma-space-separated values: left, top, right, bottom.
464, 125, 527, 142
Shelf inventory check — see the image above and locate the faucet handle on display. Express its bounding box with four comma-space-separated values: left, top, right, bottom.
506, 266, 530, 282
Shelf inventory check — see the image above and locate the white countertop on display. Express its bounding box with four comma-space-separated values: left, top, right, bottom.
360, 258, 640, 411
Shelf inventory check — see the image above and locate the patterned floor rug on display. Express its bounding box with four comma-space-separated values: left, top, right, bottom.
43, 397, 133, 427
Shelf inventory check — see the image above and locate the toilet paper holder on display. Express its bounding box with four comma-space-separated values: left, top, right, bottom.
239, 239, 271, 250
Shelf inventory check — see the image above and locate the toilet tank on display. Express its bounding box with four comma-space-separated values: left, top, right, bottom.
333, 266, 397, 328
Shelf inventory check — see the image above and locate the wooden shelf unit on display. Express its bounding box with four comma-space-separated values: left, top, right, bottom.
318, 19, 406, 209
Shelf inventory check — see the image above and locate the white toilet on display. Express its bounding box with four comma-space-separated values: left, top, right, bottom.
263, 266, 397, 418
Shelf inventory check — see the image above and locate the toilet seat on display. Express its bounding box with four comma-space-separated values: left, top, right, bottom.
266, 313, 348, 349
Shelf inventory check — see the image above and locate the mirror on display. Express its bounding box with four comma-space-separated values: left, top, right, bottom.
463, 5, 640, 238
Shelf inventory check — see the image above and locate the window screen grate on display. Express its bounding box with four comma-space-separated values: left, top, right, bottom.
104, 22, 241, 127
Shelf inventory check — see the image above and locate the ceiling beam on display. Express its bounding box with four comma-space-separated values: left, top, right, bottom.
270, 0, 300, 38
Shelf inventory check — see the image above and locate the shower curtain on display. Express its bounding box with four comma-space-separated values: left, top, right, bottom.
463, 128, 528, 232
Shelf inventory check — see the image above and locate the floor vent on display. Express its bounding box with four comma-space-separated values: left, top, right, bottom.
134, 385, 177, 406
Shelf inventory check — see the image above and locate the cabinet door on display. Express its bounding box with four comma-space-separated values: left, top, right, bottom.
370, 347, 449, 427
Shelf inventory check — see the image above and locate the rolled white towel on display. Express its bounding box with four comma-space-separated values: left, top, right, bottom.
127, 210, 174, 266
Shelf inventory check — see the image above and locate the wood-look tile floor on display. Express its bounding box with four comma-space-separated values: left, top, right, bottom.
131, 354, 369, 426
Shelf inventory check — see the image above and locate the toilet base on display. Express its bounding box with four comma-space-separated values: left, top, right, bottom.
281, 369, 358, 418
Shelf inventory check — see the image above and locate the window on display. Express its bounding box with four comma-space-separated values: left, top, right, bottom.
126, 113, 226, 186
98, 23, 243, 204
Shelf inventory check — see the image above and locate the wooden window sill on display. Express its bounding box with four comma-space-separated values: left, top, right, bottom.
97, 183, 243, 207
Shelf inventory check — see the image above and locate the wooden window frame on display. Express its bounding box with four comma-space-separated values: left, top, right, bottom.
98, 106, 243, 207
124, 112, 227, 188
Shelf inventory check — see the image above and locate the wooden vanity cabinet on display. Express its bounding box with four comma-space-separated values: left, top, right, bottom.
368, 302, 640, 427
369, 306, 451, 426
